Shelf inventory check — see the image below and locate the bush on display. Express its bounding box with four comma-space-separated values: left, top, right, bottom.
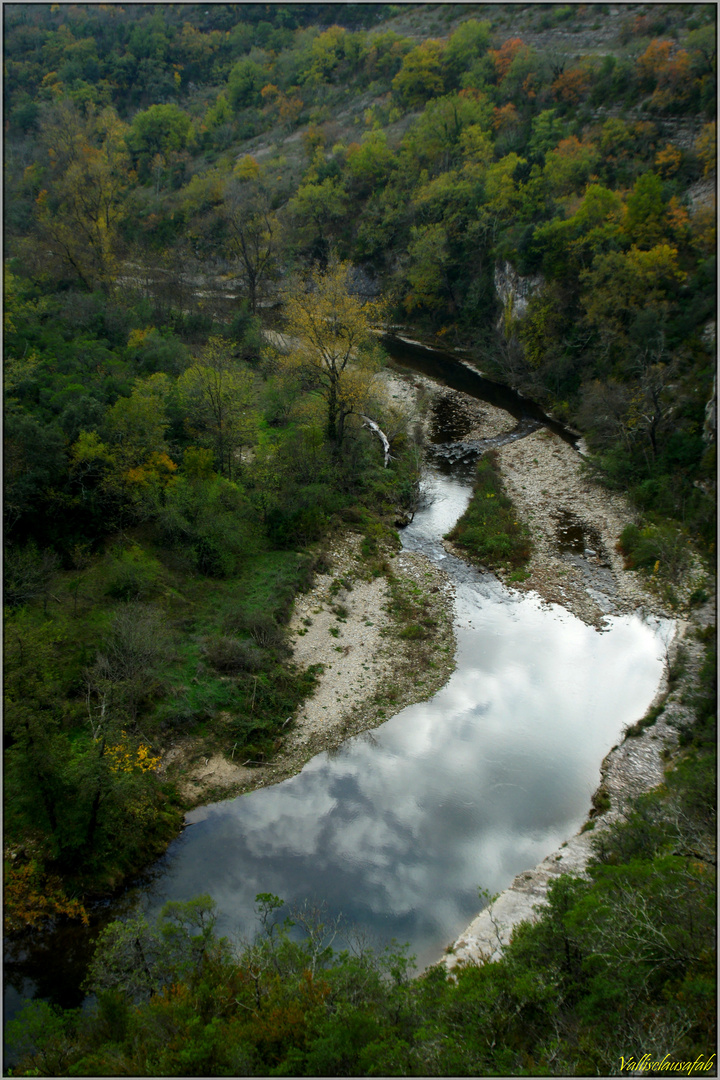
618, 522, 689, 578
266, 483, 343, 548
104, 546, 161, 601
201, 636, 266, 673
225, 611, 287, 651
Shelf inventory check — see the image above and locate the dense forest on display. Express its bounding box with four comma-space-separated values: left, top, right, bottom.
4, 2, 716, 1075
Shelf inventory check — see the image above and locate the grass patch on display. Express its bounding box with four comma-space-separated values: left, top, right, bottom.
387, 575, 438, 638
624, 700, 666, 738
590, 785, 611, 816
445, 452, 532, 571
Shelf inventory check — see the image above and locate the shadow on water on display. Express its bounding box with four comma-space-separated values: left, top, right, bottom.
382, 333, 579, 447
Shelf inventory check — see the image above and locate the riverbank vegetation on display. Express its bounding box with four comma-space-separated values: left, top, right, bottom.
445, 450, 532, 573
4, 258, 422, 920
3, 2, 715, 1071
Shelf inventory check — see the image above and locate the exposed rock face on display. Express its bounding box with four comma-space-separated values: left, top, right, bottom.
493, 259, 544, 326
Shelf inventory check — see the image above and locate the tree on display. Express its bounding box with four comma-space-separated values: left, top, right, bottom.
222, 169, 282, 315
623, 171, 668, 247
281, 261, 384, 448
402, 91, 494, 174
4, 407, 67, 535
443, 19, 491, 88
105, 373, 171, 469
227, 55, 266, 109
346, 129, 397, 195
488, 37, 527, 83
177, 336, 257, 481
404, 223, 455, 313
85, 895, 230, 1004
694, 122, 716, 177
86, 602, 169, 728
542, 135, 599, 197
34, 100, 130, 290
126, 102, 193, 181
286, 176, 348, 262
392, 40, 445, 108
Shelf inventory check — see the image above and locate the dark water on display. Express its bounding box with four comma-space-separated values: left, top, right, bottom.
556, 509, 606, 560
382, 333, 579, 446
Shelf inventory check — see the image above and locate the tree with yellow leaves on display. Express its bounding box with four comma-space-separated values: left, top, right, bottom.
281, 261, 384, 449
34, 99, 130, 291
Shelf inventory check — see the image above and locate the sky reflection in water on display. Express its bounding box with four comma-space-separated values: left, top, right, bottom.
145, 469, 668, 970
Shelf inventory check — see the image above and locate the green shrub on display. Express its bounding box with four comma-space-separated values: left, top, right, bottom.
201, 636, 266, 673
104, 546, 163, 601
618, 522, 689, 578
225, 611, 287, 651
624, 701, 665, 737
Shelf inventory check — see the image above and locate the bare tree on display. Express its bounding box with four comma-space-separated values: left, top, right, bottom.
85, 603, 169, 730
222, 178, 281, 315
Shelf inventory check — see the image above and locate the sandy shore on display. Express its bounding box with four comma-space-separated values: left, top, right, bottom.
165, 366, 457, 805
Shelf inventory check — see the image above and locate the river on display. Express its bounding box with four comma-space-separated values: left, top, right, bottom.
4, 345, 669, 1028
133, 458, 667, 972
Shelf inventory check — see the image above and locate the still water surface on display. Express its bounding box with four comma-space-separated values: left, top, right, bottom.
141, 465, 669, 970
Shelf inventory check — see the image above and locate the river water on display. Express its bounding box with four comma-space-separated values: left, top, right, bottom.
134, 459, 667, 972
4, 350, 669, 1027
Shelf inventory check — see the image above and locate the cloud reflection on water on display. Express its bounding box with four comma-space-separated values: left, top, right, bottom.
147, 577, 667, 970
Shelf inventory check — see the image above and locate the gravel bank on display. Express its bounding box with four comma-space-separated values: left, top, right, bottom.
172, 534, 456, 806
493, 428, 668, 627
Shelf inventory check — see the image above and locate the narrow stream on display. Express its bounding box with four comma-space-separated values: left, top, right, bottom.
4, 352, 670, 1031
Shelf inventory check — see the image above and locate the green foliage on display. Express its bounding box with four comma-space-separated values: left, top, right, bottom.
127, 103, 193, 177
10, 731, 715, 1076
227, 56, 267, 110
446, 452, 532, 570
618, 521, 689, 579
443, 20, 491, 88
624, 701, 665, 738
392, 40, 445, 108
